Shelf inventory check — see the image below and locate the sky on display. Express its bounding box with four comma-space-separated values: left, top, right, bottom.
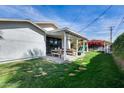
0, 5, 124, 42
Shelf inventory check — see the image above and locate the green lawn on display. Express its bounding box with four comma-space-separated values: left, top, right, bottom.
0, 51, 124, 88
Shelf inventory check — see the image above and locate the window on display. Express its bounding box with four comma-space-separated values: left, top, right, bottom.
54, 40, 58, 45
49, 40, 53, 44
46, 36, 62, 54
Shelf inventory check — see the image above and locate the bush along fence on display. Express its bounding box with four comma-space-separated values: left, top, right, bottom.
112, 33, 124, 70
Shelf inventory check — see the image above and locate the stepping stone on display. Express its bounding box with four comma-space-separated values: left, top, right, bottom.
53, 66, 57, 69
79, 67, 87, 70
74, 69, 80, 72
64, 68, 68, 71
34, 74, 42, 77
69, 73, 76, 76
27, 68, 32, 70
27, 70, 33, 73
60, 77, 64, 79
42, 71, 48, 76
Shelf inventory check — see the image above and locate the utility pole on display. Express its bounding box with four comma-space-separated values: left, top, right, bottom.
109, 26, 114, 43
109, 26, 114, 53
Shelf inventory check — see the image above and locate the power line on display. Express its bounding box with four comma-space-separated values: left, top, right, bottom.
45, 6, 86, 28
77, 5, 112, 33
112, 17, 124, 38
69, 6, 86, 28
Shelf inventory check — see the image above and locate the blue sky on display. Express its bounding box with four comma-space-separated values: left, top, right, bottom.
0, 5, 124, 42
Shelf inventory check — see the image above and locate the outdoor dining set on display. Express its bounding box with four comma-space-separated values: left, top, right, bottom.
51, 48, 77, 58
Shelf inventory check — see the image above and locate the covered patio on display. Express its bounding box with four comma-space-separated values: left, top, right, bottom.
45, 28, 88, 63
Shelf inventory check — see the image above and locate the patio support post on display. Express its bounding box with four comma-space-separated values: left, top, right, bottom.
104, 41, 106, 52
63, 32, 67, 61
83, 41, 85, 53
107, 45, 109, 53
86, 42, 89, 52
76, 39, 78, 56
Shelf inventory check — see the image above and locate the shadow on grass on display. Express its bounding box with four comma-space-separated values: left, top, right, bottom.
80, 53, 124, 88
1, 52, 124, 88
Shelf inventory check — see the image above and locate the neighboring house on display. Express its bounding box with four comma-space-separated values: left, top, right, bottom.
88, 40, 105, 51
104, 41, 112, 54
0, 19, 88, 63
88, 40, 111, 53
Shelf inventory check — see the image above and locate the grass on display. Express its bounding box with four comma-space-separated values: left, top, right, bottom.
0, 51, 124, 88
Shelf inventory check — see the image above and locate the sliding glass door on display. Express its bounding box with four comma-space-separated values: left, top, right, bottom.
46, 36, 62, 54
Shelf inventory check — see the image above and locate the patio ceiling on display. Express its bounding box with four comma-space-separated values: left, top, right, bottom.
46, 29, 87, 40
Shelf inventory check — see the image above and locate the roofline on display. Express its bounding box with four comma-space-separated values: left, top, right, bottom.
35, 22, 88, 40
64, 29, 88, 40
51, 28, 88, 40
89, 39, 111, 44
35, 21, 59, 28
0, 18, 88, 40
0, 18, 47, 33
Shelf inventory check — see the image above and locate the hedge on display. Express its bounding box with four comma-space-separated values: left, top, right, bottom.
112, 33, 124, 63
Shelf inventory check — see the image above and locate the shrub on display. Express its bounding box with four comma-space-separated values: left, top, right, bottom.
112, 33, 124, 69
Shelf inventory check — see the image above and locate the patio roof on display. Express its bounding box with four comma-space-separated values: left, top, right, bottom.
46, 27, 88, 40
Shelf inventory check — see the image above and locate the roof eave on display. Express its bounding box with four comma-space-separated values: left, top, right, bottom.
62, 28, 88, 40
0, 18, 47, 34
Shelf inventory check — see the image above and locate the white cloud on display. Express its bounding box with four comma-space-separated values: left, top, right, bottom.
0, 5, 49, 21
0, 5, 123, 42
0, 5, 93, 35
0, 5, 74, 28
96, 31, 109, 34
84, 16, 124, 42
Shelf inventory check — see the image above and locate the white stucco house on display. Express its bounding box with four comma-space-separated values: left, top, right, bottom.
0, 19, 88, 63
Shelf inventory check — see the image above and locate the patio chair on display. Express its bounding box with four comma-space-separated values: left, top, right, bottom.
66, 49, 76, 56
51, 49, 62, 58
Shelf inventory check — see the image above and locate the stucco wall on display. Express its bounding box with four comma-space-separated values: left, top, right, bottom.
0, 22, 46, 62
